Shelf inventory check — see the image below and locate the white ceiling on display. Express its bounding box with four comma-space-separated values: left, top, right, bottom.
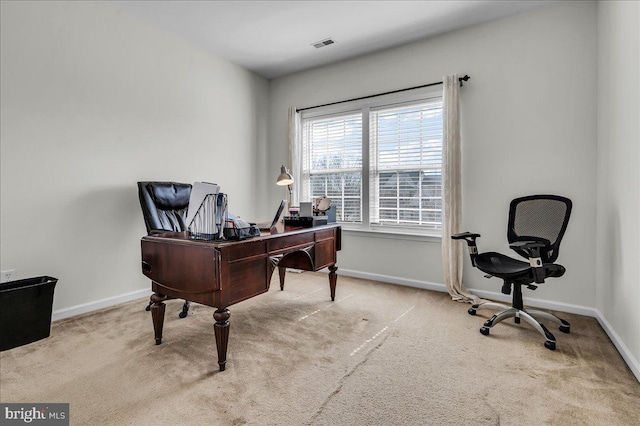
112, 0, 555, 79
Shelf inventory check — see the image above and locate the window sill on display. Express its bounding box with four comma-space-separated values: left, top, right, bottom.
340, 225, 442, 242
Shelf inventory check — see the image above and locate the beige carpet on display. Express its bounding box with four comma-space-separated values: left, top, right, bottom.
1, 272, 638, 425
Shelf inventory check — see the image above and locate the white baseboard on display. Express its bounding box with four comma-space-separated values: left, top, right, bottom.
338, 268, 447, 292
338, 268, 639, 383
51, 288, 149, 322
593, 309, 640, 383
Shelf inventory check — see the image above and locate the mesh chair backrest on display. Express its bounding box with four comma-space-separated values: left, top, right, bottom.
507, 195, 572, 263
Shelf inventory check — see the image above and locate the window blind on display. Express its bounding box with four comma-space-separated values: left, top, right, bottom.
369, 99, 443, 229
302, 112, 363, 222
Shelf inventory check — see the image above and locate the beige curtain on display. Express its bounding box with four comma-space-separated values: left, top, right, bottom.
441, 75, 477, 303
287, 107, 302, 207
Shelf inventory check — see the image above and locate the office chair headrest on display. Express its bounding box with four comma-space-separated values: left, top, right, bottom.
146, 182, 191, 210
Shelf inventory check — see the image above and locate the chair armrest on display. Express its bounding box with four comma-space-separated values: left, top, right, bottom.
451, 232, 481, 267
509, 240, 547, 283
451, 232, 480, 240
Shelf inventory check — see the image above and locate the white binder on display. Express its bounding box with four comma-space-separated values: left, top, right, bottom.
186, 182, 226, 240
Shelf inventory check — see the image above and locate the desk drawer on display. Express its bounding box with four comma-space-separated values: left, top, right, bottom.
314, 239, 336, 269
224, 257, 269, 306
141, 240, 219, 292
268, 233, 314, 251
224, 240, 267, 262
315, 228, 335, 242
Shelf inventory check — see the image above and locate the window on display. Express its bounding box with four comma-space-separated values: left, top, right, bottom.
303, 112, 363, 222
301, 93, 443, 234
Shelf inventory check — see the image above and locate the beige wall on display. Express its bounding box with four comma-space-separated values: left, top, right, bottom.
596, 0, 640, 379
268, 1, 598, 310
0, 1, 269, 314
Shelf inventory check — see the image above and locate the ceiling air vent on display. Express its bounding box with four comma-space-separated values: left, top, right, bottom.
312, 38, 336, 49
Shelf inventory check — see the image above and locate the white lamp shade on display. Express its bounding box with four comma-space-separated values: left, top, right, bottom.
276, 165, 294, 186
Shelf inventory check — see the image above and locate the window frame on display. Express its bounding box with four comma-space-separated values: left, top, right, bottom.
300, 88, 444, 238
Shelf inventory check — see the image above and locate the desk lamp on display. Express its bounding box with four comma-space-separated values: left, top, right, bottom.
276, 165, 294, 207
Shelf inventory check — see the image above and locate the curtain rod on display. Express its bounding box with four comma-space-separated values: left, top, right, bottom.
296, 74, 470, 113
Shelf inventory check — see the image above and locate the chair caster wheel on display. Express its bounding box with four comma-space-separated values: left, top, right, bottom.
559, 325, 570, 334
468, 308, 477, 315
544, 340, 556, 350
178, 311, 188, 319
480, 327, 490, 336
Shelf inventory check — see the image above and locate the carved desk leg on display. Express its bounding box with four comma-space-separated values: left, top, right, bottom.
150, 293, 168, 345
278, 266, 286, 290
214, 308, 231, 371
328, 264, 338, 301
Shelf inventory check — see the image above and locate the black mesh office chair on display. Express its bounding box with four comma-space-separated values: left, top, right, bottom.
137, 181, 192, 318
452, 195, 572, 350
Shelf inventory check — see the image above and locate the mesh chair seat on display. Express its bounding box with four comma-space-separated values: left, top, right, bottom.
475, 252, 530, 277
475, 252, 566, 280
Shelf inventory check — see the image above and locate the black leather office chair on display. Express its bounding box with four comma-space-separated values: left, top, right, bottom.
137, 181, 192, 318
452, 195, 572, 350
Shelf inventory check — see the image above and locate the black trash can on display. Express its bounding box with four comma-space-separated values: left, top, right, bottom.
0, 276, 58, 351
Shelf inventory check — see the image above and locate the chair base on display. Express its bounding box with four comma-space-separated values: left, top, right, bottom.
469, 301, 570, 350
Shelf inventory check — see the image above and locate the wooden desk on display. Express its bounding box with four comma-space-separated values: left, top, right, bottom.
140, 224, 341, 371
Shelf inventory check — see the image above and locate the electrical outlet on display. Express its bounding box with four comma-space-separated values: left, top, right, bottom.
1, 269, 15, 283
